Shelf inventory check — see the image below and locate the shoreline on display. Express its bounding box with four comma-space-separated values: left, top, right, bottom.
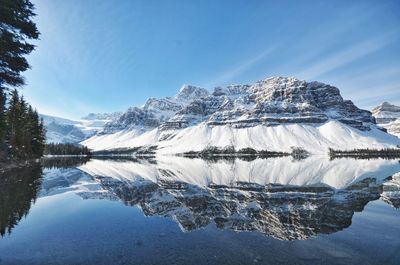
329, 148, 400, 159
2, 147, 400, 173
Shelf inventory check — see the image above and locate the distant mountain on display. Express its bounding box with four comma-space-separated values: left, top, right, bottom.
82, 76, 400, 154
372, 102, 400, 137
41, 112, 121, 144
81, 112, 122, 121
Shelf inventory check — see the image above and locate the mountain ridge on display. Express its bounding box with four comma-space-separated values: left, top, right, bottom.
81, 76, 400, 154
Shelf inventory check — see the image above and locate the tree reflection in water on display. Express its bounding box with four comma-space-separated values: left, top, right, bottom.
0, 158, 90, 237
0, 166, 42, 237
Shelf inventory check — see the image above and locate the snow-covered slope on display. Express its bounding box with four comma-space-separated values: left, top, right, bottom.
82, 77, 400, 154
41, 112, 121, 144
372, 102, 400, 138
78, 156, 400, 190
83, 120, 399, 154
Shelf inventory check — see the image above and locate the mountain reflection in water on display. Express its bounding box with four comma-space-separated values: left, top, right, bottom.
1, 156, 400, 241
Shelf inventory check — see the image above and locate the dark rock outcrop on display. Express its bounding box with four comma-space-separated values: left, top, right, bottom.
101, 77, 377, 134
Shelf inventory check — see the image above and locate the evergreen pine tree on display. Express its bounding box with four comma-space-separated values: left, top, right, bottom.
19, 96, 30, 156
0, 89, 5, 141
30, 109, 45, 158
6, 90, 22, 157
34, 115, 46, 158
5, 90, 46, 159
22, 104, 35, 157
0, 0, 39, 89
0, 0, 43, 161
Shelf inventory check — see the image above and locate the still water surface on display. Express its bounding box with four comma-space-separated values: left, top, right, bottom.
0, 156, 399, 265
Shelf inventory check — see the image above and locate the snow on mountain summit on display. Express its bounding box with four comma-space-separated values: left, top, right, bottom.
100, 85, 209, 134
372, 102, 400, 123
82, 76, 400, 154
372, 102, 400, 137
169, 76, 373, 129
175, 85, 210, 102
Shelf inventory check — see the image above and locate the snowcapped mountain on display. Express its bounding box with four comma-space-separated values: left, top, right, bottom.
41, 112, 121, 144
82, 76, 400, 154
372, 102, 400, 138
100, 84, 209, 134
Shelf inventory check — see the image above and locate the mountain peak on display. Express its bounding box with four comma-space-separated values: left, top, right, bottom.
371, 102, 400, 137
372, 102, 400, 113
263, 76, 300, 82
175, 85, 209, 101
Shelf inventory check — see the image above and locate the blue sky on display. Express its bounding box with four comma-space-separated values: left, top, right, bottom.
23, 0, 400, 119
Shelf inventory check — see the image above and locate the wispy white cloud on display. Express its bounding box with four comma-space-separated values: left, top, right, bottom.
204, 5, 389, 88
334, 64, 400, 85
338, 78, 400, 110
294, 31, 399, 80
345, 82, 400, 101
204, 45, 278, 88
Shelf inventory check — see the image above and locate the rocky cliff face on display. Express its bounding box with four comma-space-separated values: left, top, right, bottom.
372, 102, 400, 137
172, 77, 374, 130
100, 77, 375, 134
101, 85, 209, 133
